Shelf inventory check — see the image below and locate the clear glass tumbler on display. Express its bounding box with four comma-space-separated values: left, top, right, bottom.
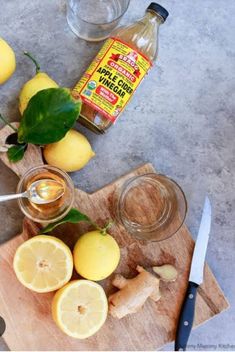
114, 173, 187, 242
17, 165, 75, 224
66, 0, 130, 42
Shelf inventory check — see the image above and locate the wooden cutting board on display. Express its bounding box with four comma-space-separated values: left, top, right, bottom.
0, 125, 229, 351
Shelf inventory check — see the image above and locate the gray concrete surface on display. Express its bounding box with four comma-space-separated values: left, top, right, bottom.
0, 0, 234, 350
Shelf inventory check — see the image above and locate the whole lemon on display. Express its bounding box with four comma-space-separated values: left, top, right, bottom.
43, 129, 95, 172
19, 52, 58, 115
73, 230, 120, 281
19, 72, 58, 115
0, 38, 16, 84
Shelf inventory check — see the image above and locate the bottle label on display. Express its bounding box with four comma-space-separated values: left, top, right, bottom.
73, 37, 152, 123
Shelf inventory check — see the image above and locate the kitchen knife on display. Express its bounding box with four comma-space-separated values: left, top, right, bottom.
175, 196, 212, 351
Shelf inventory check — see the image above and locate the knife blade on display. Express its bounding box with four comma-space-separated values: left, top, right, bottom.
175, 196, 212, 351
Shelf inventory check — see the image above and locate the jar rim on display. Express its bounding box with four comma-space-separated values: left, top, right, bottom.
67, 0, 130, 26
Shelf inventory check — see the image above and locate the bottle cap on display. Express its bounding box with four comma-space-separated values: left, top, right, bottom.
147, 3, 169, 22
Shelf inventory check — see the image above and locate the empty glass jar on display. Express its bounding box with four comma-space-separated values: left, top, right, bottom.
114, 173, 187, 242
67, 0, 130, 41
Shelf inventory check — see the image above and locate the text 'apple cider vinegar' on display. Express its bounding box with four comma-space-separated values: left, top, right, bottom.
73, 3, 169, 133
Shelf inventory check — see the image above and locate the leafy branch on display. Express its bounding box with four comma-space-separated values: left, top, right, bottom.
0, 114, 27, 162
0, 87, 82, 163
40, 208, 114, 235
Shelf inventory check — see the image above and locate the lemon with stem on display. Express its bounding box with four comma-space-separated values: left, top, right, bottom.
19, 52, 58, 115
73, 223, 120, 281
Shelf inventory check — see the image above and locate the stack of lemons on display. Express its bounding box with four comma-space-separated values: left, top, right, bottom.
13, 229, 120, 339
17, 52, 95, 172
1, 39, 95, 173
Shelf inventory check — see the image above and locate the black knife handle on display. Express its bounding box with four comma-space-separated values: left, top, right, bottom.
175, 281, 199, 351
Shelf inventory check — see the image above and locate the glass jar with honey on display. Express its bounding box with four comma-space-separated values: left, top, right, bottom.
16, 166, 74, 223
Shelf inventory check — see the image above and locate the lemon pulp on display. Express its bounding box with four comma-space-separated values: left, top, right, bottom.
52, 280, 108, 339
13, 235, 73, 293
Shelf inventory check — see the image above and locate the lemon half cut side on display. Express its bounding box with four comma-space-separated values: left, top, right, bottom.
52, 280, 108, 339
13, 235, 73, 293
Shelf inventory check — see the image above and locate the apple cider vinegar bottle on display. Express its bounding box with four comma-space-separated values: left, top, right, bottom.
73, 3, 169, 134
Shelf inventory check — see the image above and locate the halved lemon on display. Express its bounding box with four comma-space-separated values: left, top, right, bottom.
52, 280, 108, 339
13, 235, 73, 293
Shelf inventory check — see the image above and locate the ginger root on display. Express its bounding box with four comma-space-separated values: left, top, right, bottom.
108, 265, 161, 319
152, 264, 178, 282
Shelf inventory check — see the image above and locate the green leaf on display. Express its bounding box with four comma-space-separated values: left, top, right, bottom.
18, 88, 82, 145
40, 208, 92, 234
7, 144, 27, 162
